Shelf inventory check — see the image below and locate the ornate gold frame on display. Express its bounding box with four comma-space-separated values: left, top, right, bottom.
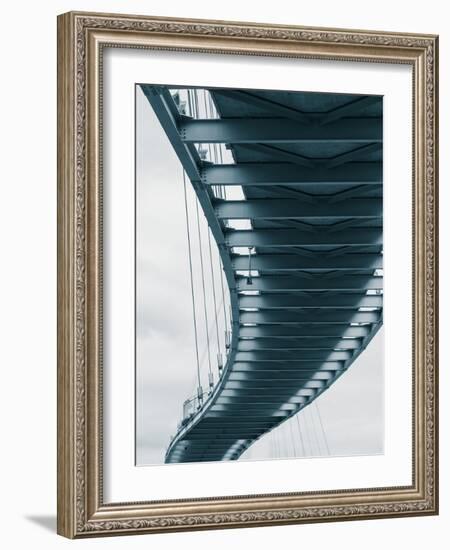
57, 11, 439, 538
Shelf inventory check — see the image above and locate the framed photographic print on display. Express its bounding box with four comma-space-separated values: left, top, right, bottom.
57, 11, 439, 538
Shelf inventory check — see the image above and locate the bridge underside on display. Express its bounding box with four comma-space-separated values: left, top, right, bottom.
141, 84, 383, 463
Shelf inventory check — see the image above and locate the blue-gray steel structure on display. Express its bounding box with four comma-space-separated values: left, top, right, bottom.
141, 85, 383, 463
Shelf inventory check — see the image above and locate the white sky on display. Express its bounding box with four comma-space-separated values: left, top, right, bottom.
135, 86, 384, 466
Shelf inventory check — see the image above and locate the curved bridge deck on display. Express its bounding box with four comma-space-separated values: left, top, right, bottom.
141, 85, 383, 463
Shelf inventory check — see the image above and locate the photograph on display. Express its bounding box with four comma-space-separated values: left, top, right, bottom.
135, 84, 384, 466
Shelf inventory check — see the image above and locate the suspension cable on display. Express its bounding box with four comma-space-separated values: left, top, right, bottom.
289, 418, 297, 457
269, 432, 274, 459
193, 292, 224, 384
219, 258, 229, 335
274, 431, 279, 458
193, 88, 200, 119
182, 170, 201, 392
207, 228, 221, 357
195, 199, 213, 378
285, 425, 291, 457
296, 413, 305, 456
281, 429, 286, 458
315, 401, 331, 455
303, 408, 313, 456
188, 89, 194, 117
309, 405, 322, 456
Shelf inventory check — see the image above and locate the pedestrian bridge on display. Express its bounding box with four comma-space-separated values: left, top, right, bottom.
141, 84, 383, 463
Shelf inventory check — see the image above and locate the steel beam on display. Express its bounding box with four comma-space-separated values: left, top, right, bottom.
176, 434, 259, 440
224, 380, 326, 389
237, 338, 360, 351
180, 117, 382, 144
227, 228, 382, 247
189, 431, 277, 439
227, 371, 335, 381
213, 398, 308, 408
239, 325, 370, 338
233, 253, 382, 271
205, 411, 290, 418
202, 162, 381, 186
212, 401, 304, 408
240, 310, 380, 324
209, 404, 294, 412
238, 294, 382, 310
232, 361, 343, 371
216, 198, 382, 220
234, 350, 353, 362
237, 275, 383, 291
219, 388, 316, 397
188, 422, 273, 429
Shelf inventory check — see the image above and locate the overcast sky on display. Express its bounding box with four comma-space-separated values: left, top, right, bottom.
135, 86, 384, 466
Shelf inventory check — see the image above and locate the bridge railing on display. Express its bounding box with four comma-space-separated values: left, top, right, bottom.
178, 390, 210, 431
